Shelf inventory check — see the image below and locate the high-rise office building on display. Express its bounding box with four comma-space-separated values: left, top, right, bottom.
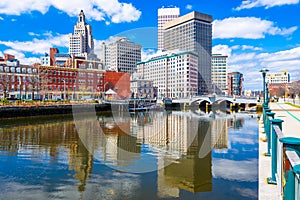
157, 7, 180, 50
266, 70, 290, 84
137, 51, 198, 99
163, 11, 212, 94
211, 54, 228, 95
101, 37, 141, 74
228, 72, 243, 96
69, 10, 94, 59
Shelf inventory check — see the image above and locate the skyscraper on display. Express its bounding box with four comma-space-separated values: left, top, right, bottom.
163, 11, 212, 94
212, 54, 228, 95
69, 10, 94, 59
157, 7, 180, 51
101, 37, 141, 74
228, 72, 243, 96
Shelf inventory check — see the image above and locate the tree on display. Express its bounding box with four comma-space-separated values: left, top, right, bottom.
0, 72, 10, 98
39, 67, 50, 100
289, 81, 300, 99
276, 86, 286, 98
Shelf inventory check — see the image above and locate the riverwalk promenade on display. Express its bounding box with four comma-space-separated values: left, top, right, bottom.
259, 102, 300, 199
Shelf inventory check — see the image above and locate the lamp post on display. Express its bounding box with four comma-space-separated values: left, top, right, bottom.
260, 68, 269, 104
62, 79, 66, 100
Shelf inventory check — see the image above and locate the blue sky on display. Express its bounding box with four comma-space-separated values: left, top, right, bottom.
0, 0, 299, 90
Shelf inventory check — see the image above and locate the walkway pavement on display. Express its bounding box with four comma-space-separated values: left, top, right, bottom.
259, 102, 300, 199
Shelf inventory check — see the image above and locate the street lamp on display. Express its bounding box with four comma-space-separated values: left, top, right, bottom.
260, 68, 269, 104
62, 79, 66, 100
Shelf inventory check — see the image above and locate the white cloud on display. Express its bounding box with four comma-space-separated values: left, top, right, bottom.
240, 45, 263, 51
212, 44, 232, 56
213, 17, 298, 39
186, 4, 193, 10
213, 158, 258, 182
213, 44, 300, 90
0, 0, 141, 23
235, 0, 299, 10
4, 49, 39, 65
234, 187, 257, 199
0, 34, 68, 55
141, 48, 157, 61
28, 32, 40, 37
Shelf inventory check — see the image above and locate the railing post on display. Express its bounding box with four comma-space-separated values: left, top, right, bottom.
265, 112, 275, 156
267, 119, 283, 184
264, 108, 271, 133
279, 137, 300, 199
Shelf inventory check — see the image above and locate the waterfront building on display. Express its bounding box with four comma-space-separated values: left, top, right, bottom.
130, 73, 156, 98
69, 10, 95, 59
101, 37, 141, 74
136, 51, 198, 99
157, 7, 180, 50
227, 72, 243, 96
211, 54, 228, 95
163, 11, 212, 94
36, 46, 129, 100
266, 70, 290, 84
37, 65, 130, 100
0, 54, 39, 99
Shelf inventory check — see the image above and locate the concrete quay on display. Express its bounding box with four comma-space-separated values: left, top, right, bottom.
259, 102, 300, 199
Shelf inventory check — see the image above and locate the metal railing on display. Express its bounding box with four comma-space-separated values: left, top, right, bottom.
263, 105, 300, 199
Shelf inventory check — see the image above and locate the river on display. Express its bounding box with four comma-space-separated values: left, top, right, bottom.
0, 109, 258, 200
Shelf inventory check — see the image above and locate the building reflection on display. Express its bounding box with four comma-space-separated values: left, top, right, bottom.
129, 111, 229, 198
0, 110, 232, 196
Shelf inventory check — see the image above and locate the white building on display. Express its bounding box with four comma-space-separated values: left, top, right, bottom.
69, 10, 94, 59
266, 70, 290, 84
157, 7, 180, 50
130, 73, 156, 98
137, 51, 198, 99
40, 54, 51, 66
101, 37, 141, 74
211, 54, 228, 95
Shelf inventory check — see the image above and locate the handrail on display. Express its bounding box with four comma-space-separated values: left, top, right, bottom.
274, 125, 284, 139
262, 105, 300, 199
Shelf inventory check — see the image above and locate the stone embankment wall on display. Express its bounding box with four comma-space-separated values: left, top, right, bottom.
0, 103, 111, 118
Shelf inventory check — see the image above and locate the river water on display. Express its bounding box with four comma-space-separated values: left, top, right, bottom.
0, 110, 258, 200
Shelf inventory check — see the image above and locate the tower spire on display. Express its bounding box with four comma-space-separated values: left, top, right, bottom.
78, 10, 85, 23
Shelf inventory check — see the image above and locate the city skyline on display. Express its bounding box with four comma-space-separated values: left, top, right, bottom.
0, 0, 299, 90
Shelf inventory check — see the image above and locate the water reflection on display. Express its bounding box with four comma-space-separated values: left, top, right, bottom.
0, 111, 258, 199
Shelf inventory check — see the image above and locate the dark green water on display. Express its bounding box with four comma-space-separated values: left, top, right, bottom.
0, 110, 258, 200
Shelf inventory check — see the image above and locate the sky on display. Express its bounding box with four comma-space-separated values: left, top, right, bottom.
0, 0, 299, 90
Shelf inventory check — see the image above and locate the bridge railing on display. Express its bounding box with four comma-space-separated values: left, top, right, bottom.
263, 105, 300, 199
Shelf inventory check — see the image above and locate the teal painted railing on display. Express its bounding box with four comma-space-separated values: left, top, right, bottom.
263, 105, 300, 199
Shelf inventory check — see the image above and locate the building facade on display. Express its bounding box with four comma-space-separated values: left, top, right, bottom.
69, 10, 94, 59
266, 70, 290, 84
0, 54, 39, 99
38, 65, 130, 100
157, 7, 180, 50
101, 37, 141, 74
130, 73, 156, 99
211, 54, 228, 95
137, 51, 198, 99
163, 11, 212, 94
227, 72, 243, 96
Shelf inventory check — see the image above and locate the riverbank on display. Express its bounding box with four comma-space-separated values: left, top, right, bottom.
259, 102, 300, 199
0, 103, 112, 118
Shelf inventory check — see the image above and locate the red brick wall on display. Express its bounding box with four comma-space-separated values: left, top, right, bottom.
104, 71, 130, 98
